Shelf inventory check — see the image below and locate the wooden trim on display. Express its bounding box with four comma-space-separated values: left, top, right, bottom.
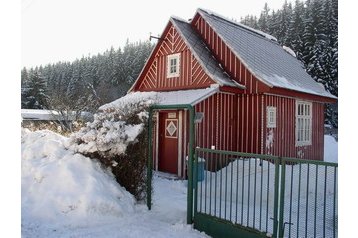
155, 112, 159, 171
178, 111, 183, 177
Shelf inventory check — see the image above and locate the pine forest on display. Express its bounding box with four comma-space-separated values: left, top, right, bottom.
21, 0, 338, 128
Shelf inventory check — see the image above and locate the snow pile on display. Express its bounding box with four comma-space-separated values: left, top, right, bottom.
21, 129, 208, 237
67, 92, 157, 157
21, 129, 135, 224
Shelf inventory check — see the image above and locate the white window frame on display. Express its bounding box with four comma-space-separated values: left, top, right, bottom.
266, 106, 277, 128
295, 100, 312, 146
167, 53, 180, 78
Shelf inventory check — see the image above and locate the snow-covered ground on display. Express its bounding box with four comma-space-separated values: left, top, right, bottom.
21, 128, 337, 237
197, 138, 338, 237
21, 129, 208, 238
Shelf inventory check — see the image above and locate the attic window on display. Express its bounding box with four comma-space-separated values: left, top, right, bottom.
167, 53, 180, 78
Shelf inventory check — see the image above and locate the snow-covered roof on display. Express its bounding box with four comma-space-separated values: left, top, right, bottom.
104, 86, 219, 110
154, 85, 219, 106
197, 8, 336, 99
21, 109, 72, 121
170, 17, 245, 89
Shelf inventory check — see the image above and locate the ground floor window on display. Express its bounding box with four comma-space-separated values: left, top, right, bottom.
295, 100, 312, 146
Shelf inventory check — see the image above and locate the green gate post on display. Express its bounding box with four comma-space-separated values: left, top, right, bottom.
187, 106, 195, 224
147, 108, 153, 210
278, 159, 286, 238
146, 104, 195, 224
273, 157, 281, 237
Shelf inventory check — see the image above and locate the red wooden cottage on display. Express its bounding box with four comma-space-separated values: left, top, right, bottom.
128, 8, 336, 178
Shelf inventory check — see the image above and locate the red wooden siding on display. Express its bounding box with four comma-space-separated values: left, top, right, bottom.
193, 92, 324, 161
195, 93, 236, 152
236, 94, 262, 154
192, 15, 270, 94
194, 93, 262, 155
262, 95, 324, 160
137, 24, 215, 92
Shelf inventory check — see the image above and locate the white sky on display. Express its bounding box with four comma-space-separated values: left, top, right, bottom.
22, 0, 288, 68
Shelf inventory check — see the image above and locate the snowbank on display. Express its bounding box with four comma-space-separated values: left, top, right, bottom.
21, 129, 208, 238
21, 129, 135, 224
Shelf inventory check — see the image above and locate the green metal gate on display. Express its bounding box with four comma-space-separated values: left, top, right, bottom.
192, 148, 338, 238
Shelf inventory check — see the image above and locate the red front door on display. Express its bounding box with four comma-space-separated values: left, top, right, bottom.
158, 111, 179, 174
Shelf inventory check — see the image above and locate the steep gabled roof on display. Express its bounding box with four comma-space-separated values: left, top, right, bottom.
196, 8, 336, 99
129, 16, 245, 93
170, 17, 244, 89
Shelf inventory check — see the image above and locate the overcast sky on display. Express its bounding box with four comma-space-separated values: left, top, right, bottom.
22, 0, 289, 68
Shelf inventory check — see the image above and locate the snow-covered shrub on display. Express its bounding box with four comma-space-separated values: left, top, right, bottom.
67, 92, 157, 201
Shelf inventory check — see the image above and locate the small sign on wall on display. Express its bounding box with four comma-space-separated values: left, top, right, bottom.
168, 112, 177, 118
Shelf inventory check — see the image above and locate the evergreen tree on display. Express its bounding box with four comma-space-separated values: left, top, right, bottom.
287, 0, 306, 60
22, 70, 49, 109
258, 3, 271, 33
276, 0, 293, 45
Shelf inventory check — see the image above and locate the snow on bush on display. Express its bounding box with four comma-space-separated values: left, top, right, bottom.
66, 92, 158, 201
67, 92, 157, 157
21, 128, 135, 223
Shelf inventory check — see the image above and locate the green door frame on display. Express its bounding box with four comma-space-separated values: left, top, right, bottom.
147, 104, 195, 224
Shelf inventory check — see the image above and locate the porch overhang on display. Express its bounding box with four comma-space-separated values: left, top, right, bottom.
153, 85, 219, 106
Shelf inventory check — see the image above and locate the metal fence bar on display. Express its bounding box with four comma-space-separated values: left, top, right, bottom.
259, 159, 263, 231
224, 154, 228, 220
230, 156, 234, 221
209, 151, 213, 216
266, 161, 270, 232
273, 158, 280, 237
323, 166, 327, 237
194, 151, 198, 215
247, 158, 251, 227
278, 159, 286, 238
305, 164, 310, 238
214, 155, 218, 216
235, 158, 239, 224
193, 148, 338, 238
314, 164, 318, 238
200, 152, 203, 213
296, 163, 302, 238
253, 159, 257, 228
333, 166, 337, 238
204, 152, 208, 214
219, 153, 223, 218
288, 163, 294, 237
241, 158, 245, 224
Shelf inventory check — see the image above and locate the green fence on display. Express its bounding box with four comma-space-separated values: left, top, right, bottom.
193, 148, 338, 238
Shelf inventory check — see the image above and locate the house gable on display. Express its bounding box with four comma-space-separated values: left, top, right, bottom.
131, 21, 217, 92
